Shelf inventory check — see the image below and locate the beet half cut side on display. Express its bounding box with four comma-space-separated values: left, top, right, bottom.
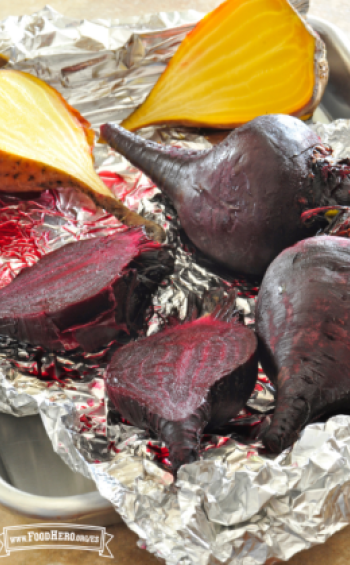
105, 293, 258, 473
101, 114, 350, 277
0, 228, 173, 352
256, 235, 350, 453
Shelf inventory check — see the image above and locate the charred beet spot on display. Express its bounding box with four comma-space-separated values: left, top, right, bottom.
100, 115, 350, 277
105, 293, 258, 473
0, 228, 173, 352
256, 235, 350, 453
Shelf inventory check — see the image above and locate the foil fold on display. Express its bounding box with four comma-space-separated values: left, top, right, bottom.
0, 5, 349, 565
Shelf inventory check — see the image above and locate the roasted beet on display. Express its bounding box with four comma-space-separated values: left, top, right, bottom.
105, 293, 258, 473
0, 228, 173, 352
100, 115, 350, 277
256, 235, 350, 453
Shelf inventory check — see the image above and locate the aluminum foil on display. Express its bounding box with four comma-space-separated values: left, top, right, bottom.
0, 5, 350, 565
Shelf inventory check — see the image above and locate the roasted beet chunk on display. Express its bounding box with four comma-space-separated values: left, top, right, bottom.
0, 228, 173, 352
105, 293, 258, 473
256, 235, 350, 453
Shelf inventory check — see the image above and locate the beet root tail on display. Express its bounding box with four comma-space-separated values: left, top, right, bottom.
91, 191, 165, 242
262, 369, 311, 453
100, 123, 204, 204
150, 404, 210, 475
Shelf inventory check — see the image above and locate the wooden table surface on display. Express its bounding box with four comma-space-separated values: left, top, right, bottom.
0, 1, 349, 564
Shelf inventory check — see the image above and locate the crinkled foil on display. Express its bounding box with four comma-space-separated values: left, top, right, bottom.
0, 5, 350, 565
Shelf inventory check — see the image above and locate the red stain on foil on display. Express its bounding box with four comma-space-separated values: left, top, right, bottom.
216, 436, 230, 448
99, 170, 158, 206
99, 171, 131, 197
0, 201, 49, 288
80, 414, 93, 431
147, 442, 171, 466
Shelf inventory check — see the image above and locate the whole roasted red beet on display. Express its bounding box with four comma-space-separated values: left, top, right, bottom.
256, 235, 350, 453
100, 115, 350, 277
105, 293, 257, 473
0, 228, 173, 352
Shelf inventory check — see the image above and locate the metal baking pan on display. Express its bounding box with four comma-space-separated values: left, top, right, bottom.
0, 14, 348, 527
0, 412, 119, 525
308, 16, 350, 121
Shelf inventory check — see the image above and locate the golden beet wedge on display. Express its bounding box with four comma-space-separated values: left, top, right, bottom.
0, 70, 164, 241
122, 0, 328, 131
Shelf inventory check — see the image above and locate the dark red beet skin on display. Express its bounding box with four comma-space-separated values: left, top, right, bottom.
0, 228, 173, 352
100, 115, 350, 277
256, 235, 350, 453
105, 294, 258, 473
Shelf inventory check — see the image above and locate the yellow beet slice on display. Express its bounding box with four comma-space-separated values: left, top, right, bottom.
122, 0, 328, 131
0, 70, 164, 241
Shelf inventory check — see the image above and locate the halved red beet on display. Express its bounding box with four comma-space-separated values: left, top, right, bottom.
105, 293, 258, 473
256, 235, 350, 453
0, 228, 173, 352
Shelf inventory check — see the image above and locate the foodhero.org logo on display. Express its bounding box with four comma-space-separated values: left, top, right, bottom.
0, 524, 114, 558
